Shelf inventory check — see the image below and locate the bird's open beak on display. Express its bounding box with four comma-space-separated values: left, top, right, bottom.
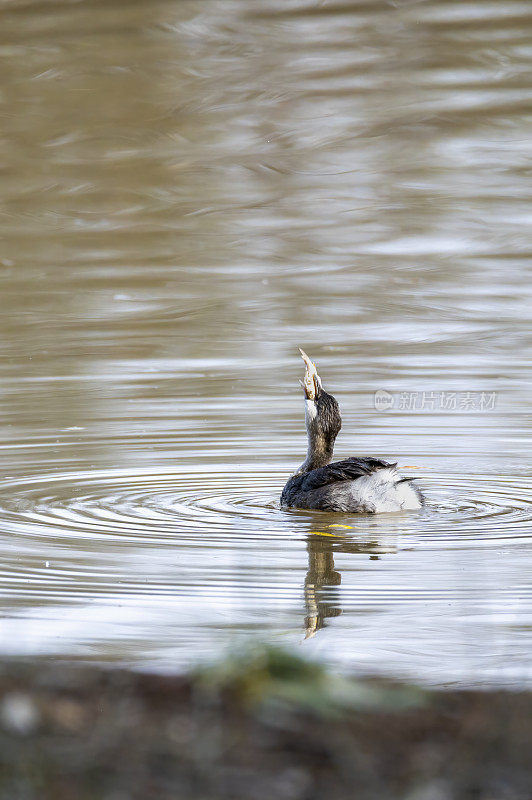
299, 348, 321, 400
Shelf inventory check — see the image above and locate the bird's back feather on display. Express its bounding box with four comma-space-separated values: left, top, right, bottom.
281, 457, 422, 513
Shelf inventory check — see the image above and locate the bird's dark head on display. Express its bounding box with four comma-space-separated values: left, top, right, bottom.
299, 349, 341, 462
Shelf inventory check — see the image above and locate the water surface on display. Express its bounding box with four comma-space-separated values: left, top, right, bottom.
0, 0, 531, 687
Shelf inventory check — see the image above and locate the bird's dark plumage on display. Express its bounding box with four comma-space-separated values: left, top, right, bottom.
281, 457, 395, 512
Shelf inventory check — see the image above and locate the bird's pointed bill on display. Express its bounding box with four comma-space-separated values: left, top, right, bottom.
299, 348, 321, 400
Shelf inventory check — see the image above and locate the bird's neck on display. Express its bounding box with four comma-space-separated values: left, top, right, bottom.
298, 434, 335, 473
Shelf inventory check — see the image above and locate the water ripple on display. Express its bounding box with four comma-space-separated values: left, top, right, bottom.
0, 467, 530, 547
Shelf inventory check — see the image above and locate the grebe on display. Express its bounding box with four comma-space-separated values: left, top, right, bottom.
281, 350, 423, 513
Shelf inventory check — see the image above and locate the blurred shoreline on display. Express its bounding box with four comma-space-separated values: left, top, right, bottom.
1, 651, 530, 800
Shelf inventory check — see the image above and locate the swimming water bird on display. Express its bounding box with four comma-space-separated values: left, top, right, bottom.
281, 350, 423, 513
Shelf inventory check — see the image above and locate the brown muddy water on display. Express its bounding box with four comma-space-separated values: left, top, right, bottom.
0, 0, 531, 688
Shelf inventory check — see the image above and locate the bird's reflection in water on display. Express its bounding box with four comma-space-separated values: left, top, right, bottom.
304, 534, 342, 639
304, 526, 398, 639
